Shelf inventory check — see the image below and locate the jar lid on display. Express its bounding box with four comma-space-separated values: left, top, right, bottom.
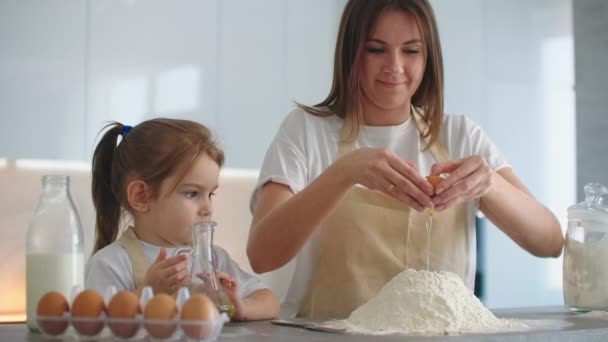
568, 183, 608, 223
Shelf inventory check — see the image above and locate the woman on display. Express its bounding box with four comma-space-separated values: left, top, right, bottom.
247, 0, 563, 319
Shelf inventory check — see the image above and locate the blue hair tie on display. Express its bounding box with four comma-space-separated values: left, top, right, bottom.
120, 125, 132, 136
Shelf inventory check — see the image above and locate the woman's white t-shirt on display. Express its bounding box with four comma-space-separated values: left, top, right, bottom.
85, 240, 267, 299
250, 108, 510, 315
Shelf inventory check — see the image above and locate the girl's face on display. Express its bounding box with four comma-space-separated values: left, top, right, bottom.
147, 153, 220, 246
359, 10, 426, 121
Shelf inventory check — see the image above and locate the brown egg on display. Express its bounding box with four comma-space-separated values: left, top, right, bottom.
71, 289, 106, 336
107, 290, 141, 338
180, 294, 218, 339
36, 291, 69, 336
144, 294, 178, 339
426, 175, 443, 192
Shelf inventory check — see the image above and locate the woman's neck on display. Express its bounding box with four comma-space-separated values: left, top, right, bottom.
361, 101, 411, 126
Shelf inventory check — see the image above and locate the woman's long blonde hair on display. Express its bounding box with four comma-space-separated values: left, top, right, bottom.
297, 0, 444, 148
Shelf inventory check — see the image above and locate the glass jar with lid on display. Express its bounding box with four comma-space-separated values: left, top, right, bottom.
563, 182, 608, 311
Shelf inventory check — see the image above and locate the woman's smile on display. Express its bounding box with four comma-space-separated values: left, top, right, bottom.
377, 79, 406, 88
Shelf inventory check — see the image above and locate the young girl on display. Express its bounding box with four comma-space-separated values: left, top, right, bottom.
85, 118, 279, 321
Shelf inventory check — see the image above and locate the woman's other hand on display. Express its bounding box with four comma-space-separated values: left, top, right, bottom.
429, 155, 495, 211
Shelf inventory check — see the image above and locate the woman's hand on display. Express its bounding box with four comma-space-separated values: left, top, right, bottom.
429, 155, 495, 211
143, 248, 190, 294
339, 147, 434, 211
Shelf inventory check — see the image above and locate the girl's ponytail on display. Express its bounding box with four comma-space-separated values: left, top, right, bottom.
91, 123, 125, 253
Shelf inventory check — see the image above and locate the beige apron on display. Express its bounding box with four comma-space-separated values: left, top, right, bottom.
118, 227, 150, 289
297, 107, 470, 319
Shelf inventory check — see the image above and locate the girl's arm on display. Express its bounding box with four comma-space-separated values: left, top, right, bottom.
232, 289, 280, 321
216, 272, 280, 321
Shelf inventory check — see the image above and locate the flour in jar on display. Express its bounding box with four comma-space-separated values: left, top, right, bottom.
564, 237, 608, 309
329, 269, 527, 335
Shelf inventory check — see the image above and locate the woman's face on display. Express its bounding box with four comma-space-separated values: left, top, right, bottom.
360, 10, 426, 119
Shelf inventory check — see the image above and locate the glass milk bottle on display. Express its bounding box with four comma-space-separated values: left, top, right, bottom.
26, 175, 84, 332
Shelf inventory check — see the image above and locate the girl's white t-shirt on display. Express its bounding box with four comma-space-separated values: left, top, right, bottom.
250, 108, 510, 315
85, 239, 267, 299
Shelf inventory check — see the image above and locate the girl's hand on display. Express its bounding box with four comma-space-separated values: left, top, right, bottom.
143, 247, 190, 294
429, 155, 495, 211
215, 271, 247, 320
338, 148, 434, 211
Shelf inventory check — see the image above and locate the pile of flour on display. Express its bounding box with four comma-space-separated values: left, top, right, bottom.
333, 269, 527, 335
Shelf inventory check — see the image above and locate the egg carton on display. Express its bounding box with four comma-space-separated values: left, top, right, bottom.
35, 286, 229, 341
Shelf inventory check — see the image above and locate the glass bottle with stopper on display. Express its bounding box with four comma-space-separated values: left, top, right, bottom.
176, 221, 235, 318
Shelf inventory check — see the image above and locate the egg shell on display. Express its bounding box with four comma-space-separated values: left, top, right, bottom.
71, 289, 106, 336
180, 294, 218, 339
144, 293, 178, 339
107, 290, 141, 338
426, 175, 443, 191
36, 291, 69, 336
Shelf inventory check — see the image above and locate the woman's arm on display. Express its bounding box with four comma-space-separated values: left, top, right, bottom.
247, 163, 352, 274
480, 168, 563, 257
430, 156, 563, 258
247, 148, 434, 274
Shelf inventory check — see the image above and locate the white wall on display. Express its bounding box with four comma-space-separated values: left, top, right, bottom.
1, 0, 345, 168
0, 1, 86, 160
484, 0, 574, 309
574, 0, 608, 197
432, 0, 575, 308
